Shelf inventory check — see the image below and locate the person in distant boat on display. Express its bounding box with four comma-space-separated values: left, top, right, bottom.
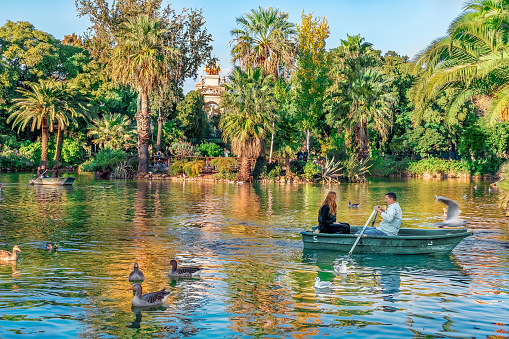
37, 165, 48, 178
362, 192, 402, 236
53, 167, 60, 178
318, 191, 350, 234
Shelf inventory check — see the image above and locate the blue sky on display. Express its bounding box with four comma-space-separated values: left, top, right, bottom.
0, 0, 466, 93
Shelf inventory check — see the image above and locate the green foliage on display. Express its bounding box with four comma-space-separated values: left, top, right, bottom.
303, 161, 321, 179
210, 157, 237, 172
80, 148, 127, 172
168, 142, 199, 158
498, 161, 509, 179
183, 159, 205, 177
170, 160, 186, 175
197, 141, 222, 157
61, 138, 86, 166
343, 155, 372, 182
175, 91, 207, 140
407, 158, 469, 176
369, 155, 410, 177
320, 157, 343, 183
289, 160, 306, 175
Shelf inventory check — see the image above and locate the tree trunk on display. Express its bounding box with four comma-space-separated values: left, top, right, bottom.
137, 89, 150, 173
354, 124, 369, 160
238, 156, 251, 181
156, 107, 163, 153
285, 152, 291, 176
269, 121, 275, 161
306, 129, 310, 154
53, 123, 65, 170
40, 117, 50, 168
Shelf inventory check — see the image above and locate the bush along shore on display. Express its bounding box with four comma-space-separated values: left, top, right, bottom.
74, 148, 503, 183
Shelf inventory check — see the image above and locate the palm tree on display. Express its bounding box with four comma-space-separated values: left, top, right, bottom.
220, 67, 275, 181
109, 14, 174, 173
330, 66, 398, 159
88, 113, 136, 150
230, 6, 296, 78
412, 0, 509, 123
8, 79, 91, 168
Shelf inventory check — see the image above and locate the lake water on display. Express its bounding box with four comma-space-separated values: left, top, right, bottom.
0, 173, 507, 338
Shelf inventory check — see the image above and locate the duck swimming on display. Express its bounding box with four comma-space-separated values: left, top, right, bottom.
0, 245, 20, 261
348, 201, 360, 208
131, 283, 170, 307
46, 243, 58, 251
128, 263, 145, 282
314, 277, 332, 289
168, 259, 201, 278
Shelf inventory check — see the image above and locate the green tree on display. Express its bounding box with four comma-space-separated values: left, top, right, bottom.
88, 113, 136, 150
220, 67, 275, 181
412, 0, 509, 123
175, 90, 207, 140
230, 6, 296, 77
292, 12, 330, 154
328, 35, 397, 159
109, 14, 173, 173
7, 79, 90, 167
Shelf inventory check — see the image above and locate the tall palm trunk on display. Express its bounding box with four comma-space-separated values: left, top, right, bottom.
54, 123, 65, 170
238, 156, 251, 181
156, 107, 163, 152
41, 116, 50, 168
137, 89, 150, 173
354, 123, 369, 160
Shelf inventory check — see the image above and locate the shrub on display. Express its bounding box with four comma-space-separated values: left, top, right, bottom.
183, 159, 205, 177
61, 138, 86, 167
210, 157, 237, 172
289, 160, 306, 175
498, 160, 509, 179
197, 141, 223, 157
369, 155, 410, 177
303, 161, 321, 179
168, 142, 199, 158
343, 155, 371, 182
170, 160, 187, 175
407, 158, 469, 175
80, 148, 127, 172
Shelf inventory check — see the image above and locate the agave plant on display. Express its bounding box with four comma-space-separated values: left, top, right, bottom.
343, 155, 372, 183
320, 157, 343, 183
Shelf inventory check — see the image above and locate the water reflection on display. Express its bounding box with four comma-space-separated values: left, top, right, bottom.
0, 174, 506, 337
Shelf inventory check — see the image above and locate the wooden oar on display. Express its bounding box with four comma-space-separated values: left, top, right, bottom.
348, 210, 377, 257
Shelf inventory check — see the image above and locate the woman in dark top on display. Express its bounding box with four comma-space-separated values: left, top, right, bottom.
318, 191, 350, 234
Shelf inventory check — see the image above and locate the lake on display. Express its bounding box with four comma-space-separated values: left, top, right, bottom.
0, 173, 507, 338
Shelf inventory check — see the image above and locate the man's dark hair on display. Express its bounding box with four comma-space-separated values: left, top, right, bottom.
386, 192, 397, 201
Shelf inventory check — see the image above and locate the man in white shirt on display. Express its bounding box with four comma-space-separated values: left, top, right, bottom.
363, 192, 402, 236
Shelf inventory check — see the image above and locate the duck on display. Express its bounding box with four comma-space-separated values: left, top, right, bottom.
348, 201, 360, 208
168, 259, 201, 278
128, 262, 145, 282
334, 260, 349, 274
131, 283, 170, 307
314, 277, 332, 289
0, 245, 20, 261
46, 243, 58, 251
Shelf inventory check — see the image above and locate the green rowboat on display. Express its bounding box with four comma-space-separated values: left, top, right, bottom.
29, 177, 75, 186
301, 226, 472, 255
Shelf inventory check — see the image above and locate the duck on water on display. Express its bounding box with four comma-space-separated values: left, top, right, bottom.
0, 246, 20, 261
130, 283, 170, 307
168, 259, 201, 278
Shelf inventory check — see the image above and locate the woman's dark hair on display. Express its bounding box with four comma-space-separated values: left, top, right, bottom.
386, 192, 397, 201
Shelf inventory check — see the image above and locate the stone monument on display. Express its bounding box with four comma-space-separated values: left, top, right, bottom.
195, 60, 226, 118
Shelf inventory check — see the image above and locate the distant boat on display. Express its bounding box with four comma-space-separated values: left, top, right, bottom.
29, 177, 75, 186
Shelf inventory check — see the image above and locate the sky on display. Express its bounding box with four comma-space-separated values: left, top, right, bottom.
0, 0, 466, 93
